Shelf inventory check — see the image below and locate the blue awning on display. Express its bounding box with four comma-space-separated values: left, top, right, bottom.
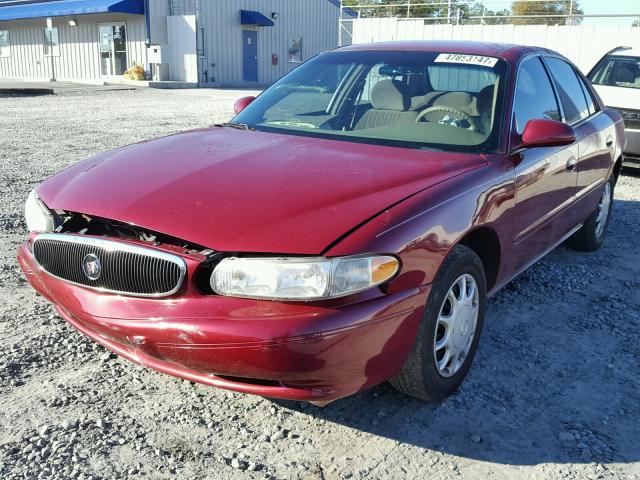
0, 0, 144, 21
240, 10, 273, 27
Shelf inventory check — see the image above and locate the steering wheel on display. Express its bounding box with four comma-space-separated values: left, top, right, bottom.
415, 105, 479, 132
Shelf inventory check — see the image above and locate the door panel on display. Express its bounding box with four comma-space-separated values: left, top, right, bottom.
510, 56, 578, 269
512, 143, 578, 257
242, 30, 258, 82
98, 25, 127, 76
543, 57, 613, 226
112, 25, 127, 75
99, 25, 113, 76
575, 115, 614, 194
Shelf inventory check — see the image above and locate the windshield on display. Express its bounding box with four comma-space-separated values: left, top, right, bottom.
234, 50, 508, 153
589, 55, 640, 89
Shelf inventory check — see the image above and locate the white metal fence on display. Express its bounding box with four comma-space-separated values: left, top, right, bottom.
339, 1, 640, 73
348, 19, 639, 72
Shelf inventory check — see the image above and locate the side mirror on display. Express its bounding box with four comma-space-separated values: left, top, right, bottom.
233, 96, 256, 114
520, 119, 576, 148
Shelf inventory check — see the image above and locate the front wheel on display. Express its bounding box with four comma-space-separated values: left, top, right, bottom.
567, 176, 614, 252
389, 245, 486, 401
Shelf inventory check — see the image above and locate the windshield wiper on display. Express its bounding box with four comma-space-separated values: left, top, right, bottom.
215, 122, 255, 131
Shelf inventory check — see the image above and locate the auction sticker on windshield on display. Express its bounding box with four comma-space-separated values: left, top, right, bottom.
434, 53, 499, 67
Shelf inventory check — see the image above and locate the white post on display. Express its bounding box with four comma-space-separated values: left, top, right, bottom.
448, 0, 452, 24
339, 1, 343, 46
46, 17, 56, 82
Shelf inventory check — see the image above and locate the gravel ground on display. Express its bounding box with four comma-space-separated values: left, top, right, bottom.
1, 88, 639, 480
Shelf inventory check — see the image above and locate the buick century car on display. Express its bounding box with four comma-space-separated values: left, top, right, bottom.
18, 41, 623, 405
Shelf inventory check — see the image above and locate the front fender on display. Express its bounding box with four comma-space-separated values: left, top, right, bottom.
324, 157, 515, 293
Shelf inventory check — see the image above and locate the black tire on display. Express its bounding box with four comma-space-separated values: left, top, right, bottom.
566, 176, 614, 252
389, 244, 486, 401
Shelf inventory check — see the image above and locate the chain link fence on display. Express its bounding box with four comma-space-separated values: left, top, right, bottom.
340, 0, 640, 46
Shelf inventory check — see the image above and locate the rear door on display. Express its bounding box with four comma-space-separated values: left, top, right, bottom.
543, 57, 613, 220
510, 56, 579, 269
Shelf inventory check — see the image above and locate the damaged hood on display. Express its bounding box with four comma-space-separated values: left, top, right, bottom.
38, 127, 486, 254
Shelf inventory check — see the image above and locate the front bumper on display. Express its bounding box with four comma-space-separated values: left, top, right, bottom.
18, 241, 429, 402
623, 128, 640, 169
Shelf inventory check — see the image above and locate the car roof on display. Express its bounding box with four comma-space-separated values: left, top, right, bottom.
336, 40, 555, 63
606, 47, 640, 58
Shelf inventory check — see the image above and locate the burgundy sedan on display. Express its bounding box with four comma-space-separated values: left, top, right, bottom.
18, 41, 623, 405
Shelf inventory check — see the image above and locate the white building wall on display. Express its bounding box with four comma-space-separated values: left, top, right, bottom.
0, 13, 147, 81
148, 0, 169, 45
351, 18, 640, 73
152, 0, 340, 85
167, 15, 197, 82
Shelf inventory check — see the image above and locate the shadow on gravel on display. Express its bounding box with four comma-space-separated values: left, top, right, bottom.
274, 200, 640, 467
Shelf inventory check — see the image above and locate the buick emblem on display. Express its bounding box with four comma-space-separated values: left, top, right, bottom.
82, 253, 102, 281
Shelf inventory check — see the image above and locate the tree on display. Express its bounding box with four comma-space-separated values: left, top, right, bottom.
511, 1, 583, 25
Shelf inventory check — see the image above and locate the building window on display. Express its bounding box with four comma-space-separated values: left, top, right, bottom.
197, 26, 205, 58
43, 27, 60, 57
288, 36, 302, 63
0, 30, 10, 57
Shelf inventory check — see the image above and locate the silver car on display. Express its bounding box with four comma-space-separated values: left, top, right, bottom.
588, 46, 640, 169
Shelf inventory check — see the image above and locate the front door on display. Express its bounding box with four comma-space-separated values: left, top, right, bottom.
99, 24, 127, 76
543, 57, 614, 203
242, 30, 258, 82
510, 56, 579, 270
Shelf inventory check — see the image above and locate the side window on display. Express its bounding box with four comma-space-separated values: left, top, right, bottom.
0, 30, 10, 57
513, 58, 560, 135
545, 57, 590, 124
43, 26, 60, 57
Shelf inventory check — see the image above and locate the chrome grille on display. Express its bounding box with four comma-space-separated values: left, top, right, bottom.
32, 234, 186, 297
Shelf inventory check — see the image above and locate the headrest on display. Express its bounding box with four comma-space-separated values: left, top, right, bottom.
433, 92, 473, 109
370, 80, 410, 111
615, 66, 636, 84
477, 85, 495, 117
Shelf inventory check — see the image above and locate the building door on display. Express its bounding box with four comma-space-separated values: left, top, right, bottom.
99, 24, 127, 76
242, 30, 258, 82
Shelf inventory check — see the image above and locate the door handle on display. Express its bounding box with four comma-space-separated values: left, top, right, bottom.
566, 157, 577, 171
606, 136, 613, 147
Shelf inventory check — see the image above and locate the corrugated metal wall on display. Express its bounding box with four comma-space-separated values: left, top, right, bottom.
167, 15, 197, 82
0, 13, 147, 80
156, 0, 340, 85
351, 18, 640, 73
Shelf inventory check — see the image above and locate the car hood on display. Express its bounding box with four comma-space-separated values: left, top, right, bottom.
593, 84, 640, 110
38, 127, 486, 254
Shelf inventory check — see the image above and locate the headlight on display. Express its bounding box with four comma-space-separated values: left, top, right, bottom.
25, 189, 55, 233
211, 255, 399, 301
